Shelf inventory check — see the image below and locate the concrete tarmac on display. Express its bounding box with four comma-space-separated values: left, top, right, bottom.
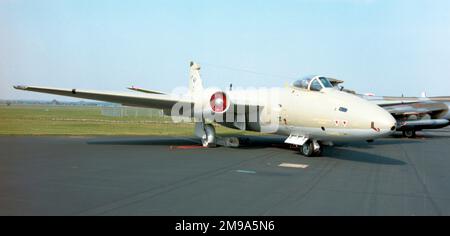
1, 129, 450, 215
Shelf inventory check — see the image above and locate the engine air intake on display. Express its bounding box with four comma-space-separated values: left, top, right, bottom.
209, 91, 228, 113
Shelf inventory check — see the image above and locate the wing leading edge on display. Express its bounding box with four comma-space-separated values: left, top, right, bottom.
13, 85, 191, 110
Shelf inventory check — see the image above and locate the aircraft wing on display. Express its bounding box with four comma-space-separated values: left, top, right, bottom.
363, 96, 420, 107
376, 100, 449, 130
127, 86, 166, 95
13, 85, 263, 116
380, 101, 448, 117
375, 100, 419, 107
13, 85, 191, 109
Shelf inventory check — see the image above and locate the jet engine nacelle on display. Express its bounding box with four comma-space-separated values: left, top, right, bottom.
208, 91, 230, 113
191, 89, 232, 121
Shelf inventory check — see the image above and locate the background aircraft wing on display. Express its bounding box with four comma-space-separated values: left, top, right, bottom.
375, 100, 419, 107
378, 101, 449, 130
380, 101, 448, 117
363, 96, 420, 107
13, 85, 191, 109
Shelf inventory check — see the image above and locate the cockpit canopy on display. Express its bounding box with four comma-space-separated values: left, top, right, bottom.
292, 76, 334, 91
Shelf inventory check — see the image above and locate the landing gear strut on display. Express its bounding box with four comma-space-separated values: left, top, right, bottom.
402, 130, 416, 138
195, 123, 217, 147
300, 140, 322, 157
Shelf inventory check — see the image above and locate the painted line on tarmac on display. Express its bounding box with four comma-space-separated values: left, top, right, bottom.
278, 163, 309, 169
235, 170, 257, 174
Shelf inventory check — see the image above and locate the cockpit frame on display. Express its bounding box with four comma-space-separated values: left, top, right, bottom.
292, 76, 334, 92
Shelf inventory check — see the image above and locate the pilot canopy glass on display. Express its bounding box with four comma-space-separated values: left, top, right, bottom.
293, 76, 334, 91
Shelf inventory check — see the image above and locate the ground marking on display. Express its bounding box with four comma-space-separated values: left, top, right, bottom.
278, 163, 309, 169
235, 170, 257, 174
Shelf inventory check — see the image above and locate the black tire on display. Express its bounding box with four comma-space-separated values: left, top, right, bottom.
300, 141, 314, 157
403, 130, 416, 138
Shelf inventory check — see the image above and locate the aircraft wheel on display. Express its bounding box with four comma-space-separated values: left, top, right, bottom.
402, 130, 416, 138
300, 141, 314, 157
201, 124, 217, 148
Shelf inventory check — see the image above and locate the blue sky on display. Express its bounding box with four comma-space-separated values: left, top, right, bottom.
1, 0, 450, 100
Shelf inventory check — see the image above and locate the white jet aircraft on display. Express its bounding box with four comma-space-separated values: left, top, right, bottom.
14, 62, 396, 156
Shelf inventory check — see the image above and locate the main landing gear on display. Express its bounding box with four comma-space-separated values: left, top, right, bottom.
195, 122, 217, 147
194, 123, 244, 148
300, 140, 322, 157
200, 124, 217, 148
402, 130, 416, 138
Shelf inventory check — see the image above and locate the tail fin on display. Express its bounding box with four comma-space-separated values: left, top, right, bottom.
189, 61, 203, 94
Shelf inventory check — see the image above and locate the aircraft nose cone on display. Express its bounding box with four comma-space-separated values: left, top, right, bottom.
376, 111, 397, 135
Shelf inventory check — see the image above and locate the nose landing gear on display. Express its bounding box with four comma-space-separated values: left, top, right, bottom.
300, 140, 322, 157
285, 135, 323, 157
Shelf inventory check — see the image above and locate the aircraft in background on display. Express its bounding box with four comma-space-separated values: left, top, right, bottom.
363, 95, 450, 138
330, 79, 450, 138
14, 62, 396, 156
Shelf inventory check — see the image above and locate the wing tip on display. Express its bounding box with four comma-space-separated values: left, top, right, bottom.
13, 85, 28, 90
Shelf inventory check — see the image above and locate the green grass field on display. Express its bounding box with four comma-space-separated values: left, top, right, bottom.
0, 105, 253, 136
